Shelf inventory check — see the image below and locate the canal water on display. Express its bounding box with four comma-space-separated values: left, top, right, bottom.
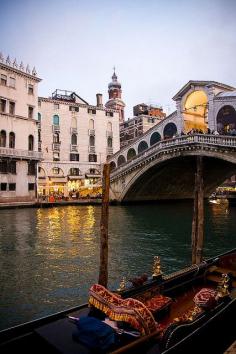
0, 201, 235, 330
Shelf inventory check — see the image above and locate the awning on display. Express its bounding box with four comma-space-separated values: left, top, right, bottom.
68, 175, 85, 180
85, 174, 101, 178
49, 177, 67, 183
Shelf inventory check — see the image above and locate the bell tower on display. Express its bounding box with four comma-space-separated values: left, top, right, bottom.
105, 68, 125, 123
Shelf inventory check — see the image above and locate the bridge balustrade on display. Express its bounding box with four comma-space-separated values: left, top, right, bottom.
110, 134, 236, 177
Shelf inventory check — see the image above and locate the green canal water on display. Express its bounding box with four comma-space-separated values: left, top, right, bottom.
0, 201, 235, 330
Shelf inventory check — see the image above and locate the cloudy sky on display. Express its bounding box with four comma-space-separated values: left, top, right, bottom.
1, 0, 236, 117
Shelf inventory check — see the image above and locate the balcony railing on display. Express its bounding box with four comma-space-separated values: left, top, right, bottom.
70, 144, 78, 152
89, 146, 96, 153
107, 147, 113, 155
52, 143, 61, 151
70, 127, 78, 134
88, 129, 95, 136
106, 131, 113, 137
52, 125, 60, 132
0, 147, 43, 160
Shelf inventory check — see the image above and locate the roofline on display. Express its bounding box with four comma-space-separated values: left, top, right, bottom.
38, 96, 119, 113
172, 80, 236, 101
0, 62, 42, 82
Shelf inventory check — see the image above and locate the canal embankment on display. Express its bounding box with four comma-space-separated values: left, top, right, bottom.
0, 199, 102, 209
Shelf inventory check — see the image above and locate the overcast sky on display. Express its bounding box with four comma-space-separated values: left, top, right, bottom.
1, 0, 236, 117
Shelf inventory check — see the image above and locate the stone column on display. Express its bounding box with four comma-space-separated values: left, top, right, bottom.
207, 88, 215, 131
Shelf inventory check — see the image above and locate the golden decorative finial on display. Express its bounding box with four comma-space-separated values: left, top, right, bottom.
117, 276, 127, 292
152, 256, 162, 278
216, 273, 230, 298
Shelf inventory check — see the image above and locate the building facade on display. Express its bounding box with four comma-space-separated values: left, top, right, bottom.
120, 114, 164, 148
38, 90, 120, 198
105, 70, 125, 123
120, 104, 166, 148
0, 54, 42, 203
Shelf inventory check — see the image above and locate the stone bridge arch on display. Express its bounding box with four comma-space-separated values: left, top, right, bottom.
110, 135, 236, 202
118, 152, 236, 202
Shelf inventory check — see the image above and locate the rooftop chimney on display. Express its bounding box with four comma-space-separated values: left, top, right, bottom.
96, 93, 103, 108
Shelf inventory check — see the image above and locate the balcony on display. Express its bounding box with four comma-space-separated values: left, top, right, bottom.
0, 147, 43, 160
70, 127, 78, 134
70, 144, 78, 152
89, 146, 96, 153
88, 129, 95, 136
52, 143, 61, 151
52, 125, 60, 132
106, 131, 113, 137
106, 147, 113, 155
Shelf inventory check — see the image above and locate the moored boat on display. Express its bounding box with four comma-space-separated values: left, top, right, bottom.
1, 248, 236, 354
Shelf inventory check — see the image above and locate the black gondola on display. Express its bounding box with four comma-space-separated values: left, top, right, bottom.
1, 248, 236, 354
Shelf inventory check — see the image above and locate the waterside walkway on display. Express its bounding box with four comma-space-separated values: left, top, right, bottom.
0, 199, 102, 209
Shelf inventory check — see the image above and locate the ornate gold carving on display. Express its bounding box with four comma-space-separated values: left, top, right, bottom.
152, 256, 162, 278
117, 276, 127, 292
216, 273, 230, 298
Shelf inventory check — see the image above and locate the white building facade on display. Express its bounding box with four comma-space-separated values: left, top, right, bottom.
0, 54, 42, 203
38, 90, 120, 198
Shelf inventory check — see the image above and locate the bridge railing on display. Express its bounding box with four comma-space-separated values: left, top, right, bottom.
111, 134, 236, 177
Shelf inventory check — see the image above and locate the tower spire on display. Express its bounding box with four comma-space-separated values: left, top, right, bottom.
105, 68, 125, 123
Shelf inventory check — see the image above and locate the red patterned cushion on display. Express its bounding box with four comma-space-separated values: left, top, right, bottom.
193, 288, 217, 308
145, 295, 172, 313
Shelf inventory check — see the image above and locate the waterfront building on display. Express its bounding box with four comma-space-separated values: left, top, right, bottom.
0, 53, 42, 203
120, 104, 166, 148
105, 69, 125, 123
38, 90, 120, 198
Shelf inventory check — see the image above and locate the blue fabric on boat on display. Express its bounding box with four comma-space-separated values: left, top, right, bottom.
72, 316, 116, 351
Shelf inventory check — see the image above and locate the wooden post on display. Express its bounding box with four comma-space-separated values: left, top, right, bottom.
191, 156, 204, 264
98, 163, 111, 287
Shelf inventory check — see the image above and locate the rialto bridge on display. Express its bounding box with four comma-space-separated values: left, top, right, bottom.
108, 81, 236, 202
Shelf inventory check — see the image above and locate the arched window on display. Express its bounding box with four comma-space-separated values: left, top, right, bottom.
138, 140, 148, 154
0, 130, 6, 147
69, 168, 80, 176
89, 119, 94, 130
53, 133, 60, 143
107, 137, 113, 147
71, 134, 77, 145
28, 135, 34, 151
150, 132, 161, 146
163, 123, 177, 139
89, 135, 95, 146
53, 115, 60, 125
216, 105, 236, 134
127, 148, 136, 161
38, 113, 41, 121
9, 132, 15, 148
117, 155, 126, 166
107, 122, 112, 131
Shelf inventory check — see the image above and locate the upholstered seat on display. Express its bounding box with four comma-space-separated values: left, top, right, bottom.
144, 294, 172, 314
88, 284, 159, 336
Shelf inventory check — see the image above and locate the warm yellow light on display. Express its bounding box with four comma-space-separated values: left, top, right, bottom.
183, 90, 208, 133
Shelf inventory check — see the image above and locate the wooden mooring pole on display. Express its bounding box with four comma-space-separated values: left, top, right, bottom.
98, 163, 111, 288
191, 156, 204, 264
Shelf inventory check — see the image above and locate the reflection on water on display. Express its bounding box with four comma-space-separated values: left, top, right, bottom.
0, 202, 236, 330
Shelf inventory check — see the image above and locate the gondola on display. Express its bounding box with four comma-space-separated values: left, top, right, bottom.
1, 248, 236, 354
